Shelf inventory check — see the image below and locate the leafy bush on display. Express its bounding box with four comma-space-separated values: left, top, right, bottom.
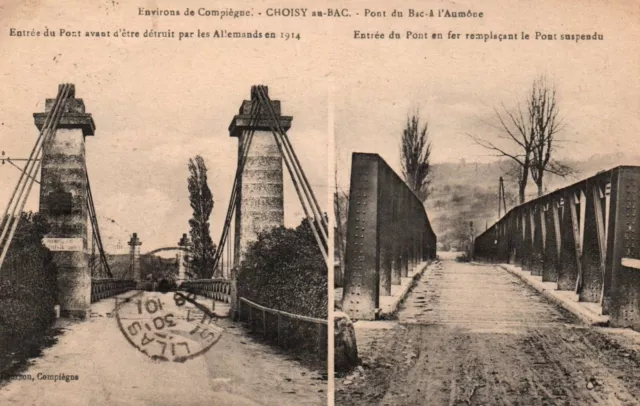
140, 255, 178, 282
237, 218, 327, 319
0, 212, 58, 375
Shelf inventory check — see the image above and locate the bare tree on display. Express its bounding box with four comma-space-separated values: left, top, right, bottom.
529, 76, 572, 196
333, 169, 349, 284
468, 76, 571, 203
401, 113, 433, 201
468, 100, 535, 204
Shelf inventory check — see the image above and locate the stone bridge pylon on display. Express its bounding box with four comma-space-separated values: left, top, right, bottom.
34, 84, 95, 318
229, 87, 292, 266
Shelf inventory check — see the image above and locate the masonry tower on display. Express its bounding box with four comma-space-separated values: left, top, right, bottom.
228, 87, 292, 266
34, 84, 94, 318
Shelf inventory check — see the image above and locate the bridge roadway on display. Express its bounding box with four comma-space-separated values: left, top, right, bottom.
0, 291, 326, 405
336, 252, 640, 405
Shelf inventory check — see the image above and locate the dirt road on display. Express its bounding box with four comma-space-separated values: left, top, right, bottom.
336, 259, 640, 405
0, 291, 326, 406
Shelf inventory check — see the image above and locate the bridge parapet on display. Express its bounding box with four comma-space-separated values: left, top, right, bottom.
237, 296, 327, 361
342, 153, 437, 320
90, 279, 136, 303
474, 166, 640, 331
180, 279, 231, 303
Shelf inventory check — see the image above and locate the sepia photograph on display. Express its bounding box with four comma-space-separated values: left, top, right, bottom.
0, 1, 330, 404
331, 0, 640, 404
1, 0, 640, 405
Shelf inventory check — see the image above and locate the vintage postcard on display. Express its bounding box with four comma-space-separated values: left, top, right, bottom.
0, 1, 329, 405
0, 0, 638, 405
332, 1, 640, 405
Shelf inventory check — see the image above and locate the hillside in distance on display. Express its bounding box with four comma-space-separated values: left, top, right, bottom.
426, 152, 640, 250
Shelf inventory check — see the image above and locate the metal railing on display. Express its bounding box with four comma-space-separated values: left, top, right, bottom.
180, 279, 231, 303
474, 166, 640, 330
342, 153, 437, 320
91, 279, 136, 303
238, 297, 327, 357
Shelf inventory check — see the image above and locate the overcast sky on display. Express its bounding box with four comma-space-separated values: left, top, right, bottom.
0, 0, 638, 252
0, 0, 331, 252
331, 0, 640, 189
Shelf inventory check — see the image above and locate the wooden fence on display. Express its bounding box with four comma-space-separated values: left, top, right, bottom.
238, 296, 327, 358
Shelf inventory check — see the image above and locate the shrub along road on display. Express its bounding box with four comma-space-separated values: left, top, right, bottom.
336, 258, 640, 405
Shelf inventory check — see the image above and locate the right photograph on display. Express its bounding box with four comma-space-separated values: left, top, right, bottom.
331, 3, 640, 405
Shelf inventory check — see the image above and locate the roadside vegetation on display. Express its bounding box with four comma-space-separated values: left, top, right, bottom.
0, 212, 59, 380
237, 218, 327, 368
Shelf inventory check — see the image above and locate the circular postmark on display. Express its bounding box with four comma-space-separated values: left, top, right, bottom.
115, 291, 224, 362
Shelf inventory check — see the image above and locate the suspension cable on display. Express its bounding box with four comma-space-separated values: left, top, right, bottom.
282, 132, 328, 231
0, 84, 72, 269
0, 83, 113, 280
255, 86, 328, 234
253, 87, 328, 262
0, 85, 63, 233
212, 85, 330, 272
211, 106, 259, 270
254, 86, 326, 226
84, 165, 113, 278
254, 87, 328, 252
5, 159, 41, 185
0, 84, 71, 267
211, 94, 263, 273
0, 85, 67, 245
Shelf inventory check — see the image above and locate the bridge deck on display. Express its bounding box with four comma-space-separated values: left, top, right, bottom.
337, 256, 640, 405
0, 291, 325, 405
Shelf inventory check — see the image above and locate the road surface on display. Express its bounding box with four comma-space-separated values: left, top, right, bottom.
0, 291, 326, 406
336, 257, 640, 405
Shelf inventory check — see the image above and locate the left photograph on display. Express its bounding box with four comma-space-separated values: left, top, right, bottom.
0, 79, 329, 404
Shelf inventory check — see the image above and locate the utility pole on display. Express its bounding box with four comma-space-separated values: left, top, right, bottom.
469, 221, 475, 260
498, 176, 507, 219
